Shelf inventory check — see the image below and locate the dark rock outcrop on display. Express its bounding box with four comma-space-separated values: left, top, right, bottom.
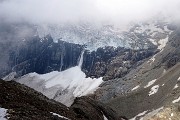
0, 79, 124, 120
83, 47, 157, 80
71, 96, 127, 120
0, 79, 76, 120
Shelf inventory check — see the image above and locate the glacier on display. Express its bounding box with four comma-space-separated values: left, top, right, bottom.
36, 20, 172, 51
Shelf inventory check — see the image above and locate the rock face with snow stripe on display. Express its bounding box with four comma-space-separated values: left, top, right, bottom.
7, 36, 84, 78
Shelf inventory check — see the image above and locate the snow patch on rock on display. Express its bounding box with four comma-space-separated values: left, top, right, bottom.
130, 111, 148, 120
149, 39, 157, 45
144, 79, 157, 88
157, 37, 168, 50
142, 107, 163, 120
103, 115, 108, 120
131, 85, 140, 91
3, 72, 17, 81
0, 107, 8, 120
51, 112, 70, 120
147, 55, 156, 65
178, 76, 180, 81
148, 85, 159, 96
172, 96, 180, 103
173, 84, 178, 89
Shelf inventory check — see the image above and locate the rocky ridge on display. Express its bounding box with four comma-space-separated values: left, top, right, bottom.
0, 79, 126, 120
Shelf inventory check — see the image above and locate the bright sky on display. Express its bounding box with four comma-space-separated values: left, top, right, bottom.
0, 0, 180, 25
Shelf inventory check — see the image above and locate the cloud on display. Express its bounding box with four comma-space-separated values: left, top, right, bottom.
0, 0, 180, 26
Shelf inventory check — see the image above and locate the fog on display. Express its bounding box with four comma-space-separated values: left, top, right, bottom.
0, 0, 180, 26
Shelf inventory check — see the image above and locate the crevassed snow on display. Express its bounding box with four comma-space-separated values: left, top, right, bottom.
131, 85, 140, 91
130, 111, 148, 120
0, 107, 8, 120
144, 79, 157, 88
148, 85, 159, 96
37, 24, 131, 51
172, 96, 180, 103
157, 37, 168, 50
37, 20, 171, 51
51, 112, 70, 120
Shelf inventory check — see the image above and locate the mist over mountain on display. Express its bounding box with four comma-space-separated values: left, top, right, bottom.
0, 0, 180, 26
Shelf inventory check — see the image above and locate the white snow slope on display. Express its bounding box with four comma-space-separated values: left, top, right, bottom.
16, 52, 103, 106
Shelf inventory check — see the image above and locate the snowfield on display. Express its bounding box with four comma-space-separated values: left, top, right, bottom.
16, 51, 103, 106
17, 66, 103, 106
42, 66, 103, 97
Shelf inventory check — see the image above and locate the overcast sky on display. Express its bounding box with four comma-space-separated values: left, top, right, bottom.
0, 0, 180, 26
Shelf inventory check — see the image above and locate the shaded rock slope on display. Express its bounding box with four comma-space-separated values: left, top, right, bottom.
0, 79, 126, 120
94, 26, 180, 119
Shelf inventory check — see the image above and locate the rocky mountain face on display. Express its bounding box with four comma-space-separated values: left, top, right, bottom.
7, 35, 84, 77
93, 25, 180, 119
1, 19, 180, 120
0, 19, 171, 79
83, 47, 157, 80
1, 33, 157, 81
